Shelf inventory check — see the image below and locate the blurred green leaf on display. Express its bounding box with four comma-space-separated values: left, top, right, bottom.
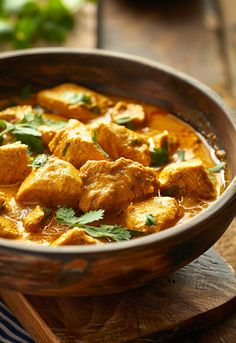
0, 18, 14, 41
13, 16, 39, 49
0, 0, 95, 49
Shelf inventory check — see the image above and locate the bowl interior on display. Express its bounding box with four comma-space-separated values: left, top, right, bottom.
0, 49, 235, 178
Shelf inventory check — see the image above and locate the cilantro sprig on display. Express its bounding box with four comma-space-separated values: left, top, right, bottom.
0, 119, 44, 153
56, 207, 105, 227
56, 206, 137, 242
0, 110, 67, 153
150, 141, 169, 167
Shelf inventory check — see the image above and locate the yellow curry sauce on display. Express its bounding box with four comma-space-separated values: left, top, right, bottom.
0, 83, 226, 246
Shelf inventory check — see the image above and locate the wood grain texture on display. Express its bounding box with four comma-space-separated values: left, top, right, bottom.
99, 0, 227, 88
1, 250, 235, 343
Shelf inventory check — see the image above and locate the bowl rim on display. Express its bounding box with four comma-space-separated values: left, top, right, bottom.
0, 47, 235, 255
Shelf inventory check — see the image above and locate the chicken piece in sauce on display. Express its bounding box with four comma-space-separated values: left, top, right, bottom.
0, 105, 32, 123
79, 157, 158, 213
52, 227, 99, 246
123, 196, 183, 233
38, 125, 57, 146
16, 156, 83, 207
159, 159, 216, 199
37, 83, 113, 120
49, 119, 107, 168
23, 205, 45, 233
96, 122, 151, 166
110, 101, 146, 127
0, 142, 30, 185
0, 216, 19, 239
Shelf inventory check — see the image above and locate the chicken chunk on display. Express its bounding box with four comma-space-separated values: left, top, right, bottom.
0, 105, 33, 123
159, 159, 216, 199
0, 143, 30, 185
51, 228, 98, 246
16, 156, 83, 207
123, 197, 183, 233
23, 205, 45, 233
110, 101, 146, 127
79, 157, 158, 213
0, 216, 19, 239
37, 83, 113, 120
96, 122, 151, 166
49, 120, 107, 168
38, 125, 57, 145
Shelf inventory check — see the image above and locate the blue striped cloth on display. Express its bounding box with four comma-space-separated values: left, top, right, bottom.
0, 300, 34, 343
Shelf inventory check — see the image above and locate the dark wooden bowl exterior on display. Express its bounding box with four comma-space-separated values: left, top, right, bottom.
0, 49, 235, 296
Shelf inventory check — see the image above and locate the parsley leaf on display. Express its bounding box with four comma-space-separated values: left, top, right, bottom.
30, 154, 48, 168
92, 130, 110, 158
150, 141, 169, 167
177, 150, 185, 162
208, 162, 225, 173
145, 214, 156, 226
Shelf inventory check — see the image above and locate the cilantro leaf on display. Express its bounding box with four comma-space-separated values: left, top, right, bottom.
161, 185, 179, 196
19, 112, 67, 130
62, 142, 70, 156
208, 162, 225, 173
115, 116, 133, 130
92, 130, 110, 158
0, 119, 44, 153
13, 127, 44, 153
82, 225, 133, 242
55, 206, 137, 242
77, 209, 105, 225
56, 206, 78, 226
150, 141, 169, 167
21, 84, 32, 100
63, 91, 92, 105
56, 207, 104, 227
0, 111, 66, 153
177, 150, 185, 162
30, 154, 48, 168
145, 214, 156, 226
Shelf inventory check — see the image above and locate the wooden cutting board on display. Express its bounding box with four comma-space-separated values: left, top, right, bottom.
1, 249, 235, 343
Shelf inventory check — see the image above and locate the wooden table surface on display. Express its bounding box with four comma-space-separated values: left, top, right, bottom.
98, 0, 236, 341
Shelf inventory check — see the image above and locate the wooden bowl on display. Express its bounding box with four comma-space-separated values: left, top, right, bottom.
0, 48, 235, 296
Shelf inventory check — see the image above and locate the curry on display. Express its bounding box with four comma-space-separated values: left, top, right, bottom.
0, 83, 226, 246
